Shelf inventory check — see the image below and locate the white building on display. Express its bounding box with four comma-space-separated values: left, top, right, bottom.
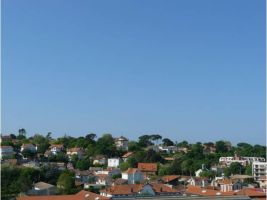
108, 158, 121, 168
252, 162, 267, 181
114, 136, 128, 151
158, 146, 178, 154
50, 144, 64, 155
219, 156, 265, 167
66, 147, 84, 159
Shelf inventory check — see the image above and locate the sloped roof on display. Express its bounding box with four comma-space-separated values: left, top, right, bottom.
34, 182, 55, 190
101, 183, 178, 195
17, 190, 110, 200
122, 152, 134, 158
161, 175, 179, 183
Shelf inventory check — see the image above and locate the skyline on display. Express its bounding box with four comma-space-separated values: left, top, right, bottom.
2, 0, 266, 145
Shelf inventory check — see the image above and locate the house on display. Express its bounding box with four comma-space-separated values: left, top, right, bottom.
161, 175, 180, 186
177, 147, 189, 153
49, 162, 66, 170
219, 155, 265, 167
17, 190, 110, 200
93, 155, 107, 165
188, 177, 209, 187
21, 144, 37, 152
49, 144, 64, 155
138, 163, 157, 175
114, 136, 128, 151
252, 162, 267, 181
257, 175, 267, 188
75, 170, 95, 185
108, 158, 121, 168
89, 167, 103, 172
66, 147, 84, 159
95, 174, 112, 186
217, 178, 242, 192
0, 146, 15, 159
67, 162, 74, 170
158, 146, 178, 153
122, 152, 134, 162
100, 183, 180, 198
27, 182, 56, 195
95, 167, 121, 177
122, 168, 143, 184
146, 145, 160, 152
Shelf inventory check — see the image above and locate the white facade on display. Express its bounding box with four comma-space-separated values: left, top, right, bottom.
114, 137, 128, 151
219, 156, 265, 167
252, 162, 267, 181
50, 145, 64, 155
108, 158, 121, 168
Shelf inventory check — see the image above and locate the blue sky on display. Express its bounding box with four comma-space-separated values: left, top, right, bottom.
2, 0, 266, 145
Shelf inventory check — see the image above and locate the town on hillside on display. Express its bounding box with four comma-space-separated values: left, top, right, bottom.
1, 129, 266, 200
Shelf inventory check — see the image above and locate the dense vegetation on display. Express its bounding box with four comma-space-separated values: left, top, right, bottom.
1, 130, 266, 199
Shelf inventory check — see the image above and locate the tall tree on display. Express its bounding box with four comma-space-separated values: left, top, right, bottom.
162, 138, 174, 146
57, 172, 75, 194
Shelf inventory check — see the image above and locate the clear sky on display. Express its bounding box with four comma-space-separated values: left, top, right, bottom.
2, 0, 266, 145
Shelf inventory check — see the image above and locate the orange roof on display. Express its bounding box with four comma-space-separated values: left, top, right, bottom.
125, 168, 139, 174
186, 185, 266, 198
236, 188, 266, 197
218, 178, 232, 185
102, 183, 178, 195
122, 152, 134, 158
17, 190, 109, 200
186, 185, 234, 196
138, 163, 157, 172
162, 175, 179, 183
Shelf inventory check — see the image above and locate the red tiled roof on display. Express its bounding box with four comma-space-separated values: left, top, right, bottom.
236, 188, 266, 197
125, 168, 139, 174
102, 183, 177, 195
186, 185, 266, 198
162, 175, 179, 183
17, 190, 109, 200
138, 163, 157, 172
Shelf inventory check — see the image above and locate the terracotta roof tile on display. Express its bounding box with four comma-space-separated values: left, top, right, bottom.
17, 190, 109, 200
138, 163, 157, 172
161, 175, 179, 183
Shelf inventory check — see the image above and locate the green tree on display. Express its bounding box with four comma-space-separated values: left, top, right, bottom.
215, 141, 228, 153
138, 135, 153, 147
57, 172, 75, 194
95, 134, 116, 157
199, 171, 215, 179
245, 164, 252, 176
162, 138, 174, 146
119, 162, 130, 171
76, 159, 90, 170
